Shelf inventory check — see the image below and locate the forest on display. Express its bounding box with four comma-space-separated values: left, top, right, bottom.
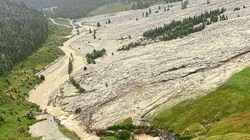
0, 0, 48, 75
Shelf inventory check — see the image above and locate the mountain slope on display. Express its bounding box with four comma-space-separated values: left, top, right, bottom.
0, 0, 48, 75
152, 67, 250, 138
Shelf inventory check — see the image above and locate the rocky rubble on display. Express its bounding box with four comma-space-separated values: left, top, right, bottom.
53, 0, 250, 130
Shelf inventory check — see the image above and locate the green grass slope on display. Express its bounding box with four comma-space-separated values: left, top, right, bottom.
196, 133, 250, 140
90, 2, 133, 16
90, 0, 166, 16
0, 20, 71, 139
152, 67, 250, 139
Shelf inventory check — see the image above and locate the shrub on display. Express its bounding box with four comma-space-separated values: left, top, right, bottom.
234, 7, 240, 11
97, 22, 101, 27
68, 58, 73, 75
116, 130, 131, 140
40, 75, 45, 81
86, 49, 106, 64
69, 76, 85, 93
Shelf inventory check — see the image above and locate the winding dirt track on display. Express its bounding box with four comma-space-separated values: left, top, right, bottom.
28, 19, 99, 140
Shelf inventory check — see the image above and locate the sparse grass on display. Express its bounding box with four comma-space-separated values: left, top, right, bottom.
91, 2, 132, 16
0, 19, 71, 139
90, 0, 166, 16
100, 136, 118, 140
152, 67, 250, 138
59, 126, 79, 140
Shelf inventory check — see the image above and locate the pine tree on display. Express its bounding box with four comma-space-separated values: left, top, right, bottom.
97, 22, 101, 27
149, 8, 152, 14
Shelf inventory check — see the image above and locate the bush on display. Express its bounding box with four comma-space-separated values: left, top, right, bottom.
116, 130, 131, 140
40, 75, 45, 81
0, 115, 4, 123
68, 58, 73, 75
86, 49, 106, 64
97, 22, 101, 27
234, 7, 240, 11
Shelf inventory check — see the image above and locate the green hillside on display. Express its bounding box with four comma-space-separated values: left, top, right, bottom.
0, 0, 48, 75
0, 19, 71, 140
152, 67, 250, 139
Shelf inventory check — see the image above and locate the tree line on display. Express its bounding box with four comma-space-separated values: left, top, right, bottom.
143, 8, 227, 40
118, 8, 227, 51
0, 0, 49, 75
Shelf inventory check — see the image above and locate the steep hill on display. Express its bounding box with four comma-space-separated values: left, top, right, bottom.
0, 0, 48, 75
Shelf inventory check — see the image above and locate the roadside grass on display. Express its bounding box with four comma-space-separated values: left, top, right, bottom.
0, 19, 71, 139
151, 67, 250, 138
59, 126, 79, 140
53, 18, 72, 27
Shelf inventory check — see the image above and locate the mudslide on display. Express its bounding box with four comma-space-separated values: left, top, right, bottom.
28, 19, 99, 140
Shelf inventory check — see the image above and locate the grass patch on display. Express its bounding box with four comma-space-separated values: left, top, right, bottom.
90, 2, 132, 16
152, 67, 250, 138
100, 136, 118, 140
59, 126, 79, 140
196, 133, 250, 140
207, 111, 250, 136
0, 19, 71, 139
97, 118, 135, 140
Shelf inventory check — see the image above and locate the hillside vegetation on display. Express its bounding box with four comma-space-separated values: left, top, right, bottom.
0, 19, 71, 139
0, 0, 49, 75
119, 8, 228, 51
17, 0, 173, 18
152, 67, 250, 139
